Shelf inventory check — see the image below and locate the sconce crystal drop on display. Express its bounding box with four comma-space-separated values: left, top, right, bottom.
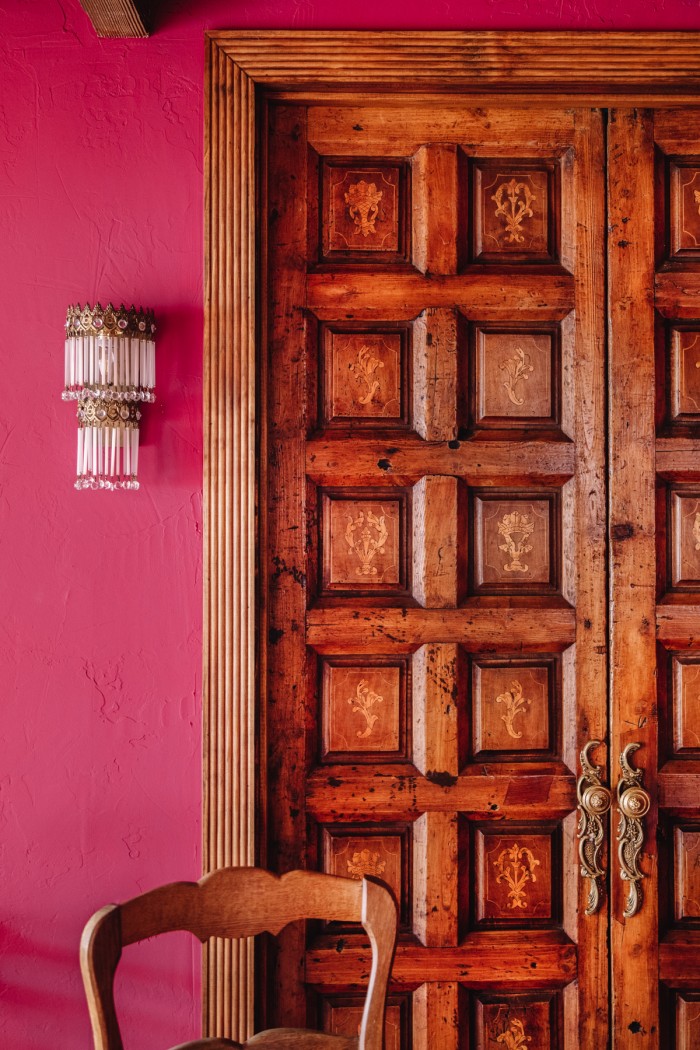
62, 303, 156, 490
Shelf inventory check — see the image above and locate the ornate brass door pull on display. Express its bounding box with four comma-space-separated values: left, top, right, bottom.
616, 743, 651, 918
577, 740, 612, 915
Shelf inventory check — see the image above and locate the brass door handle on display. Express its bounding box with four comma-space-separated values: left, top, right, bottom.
616, 743, 651, 918
577, 740, 612, 915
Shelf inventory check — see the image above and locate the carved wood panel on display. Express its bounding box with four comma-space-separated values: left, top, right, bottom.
262, 97, 605, 1047
320, 490, 409, 596
320, 656, 408, 762
320, 324, 409, 427
470, 491, 560, 595
470, 825, 559, 929
320, 160, 410, 262
472, 993, 561, 1050
468, 160, 559, 265
471, 657, 558, 758
321, 994, 410, 1049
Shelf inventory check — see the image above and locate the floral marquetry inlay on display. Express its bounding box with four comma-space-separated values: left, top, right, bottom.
473, 328, 557, 428
501, 347, 534, 406
475, 828, 554, 925
323, 830, 405, 924
494, 843, 541, 910
495, 680, 531, 739
323, 495, 404, 593
345, 509, 389, 576
491, 179, 536, 244
473, 165, 553, 261
350, 344, 384, 405
345, 180, 383, 237
324, 164, 403, 257
498, 511, 535, 573
346, 848, 387, 879
325, 328, 405, 425
348, 679, 384, 738
472, 494, 556, 593
322, 662, 403, 758
497, 1019, 532, 1049
472, 662, 552, 756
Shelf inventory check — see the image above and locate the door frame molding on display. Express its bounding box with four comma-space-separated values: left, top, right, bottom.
203, 30, 700, 1041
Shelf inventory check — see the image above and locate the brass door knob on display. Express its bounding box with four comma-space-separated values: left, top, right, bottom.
616, 743, 650, 918
577, 740, 612, 915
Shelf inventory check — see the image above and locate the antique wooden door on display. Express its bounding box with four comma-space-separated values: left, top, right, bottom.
261, 100, 607, 1047
205, 32, 700, 1050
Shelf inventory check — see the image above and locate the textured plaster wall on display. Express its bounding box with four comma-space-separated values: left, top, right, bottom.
3, 1, 700, 1048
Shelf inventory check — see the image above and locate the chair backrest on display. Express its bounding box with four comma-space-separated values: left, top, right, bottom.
80, 867, 397, 1050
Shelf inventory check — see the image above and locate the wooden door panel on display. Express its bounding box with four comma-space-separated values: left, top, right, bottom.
644, 108, 700, 1048
263, 100, 606, 1046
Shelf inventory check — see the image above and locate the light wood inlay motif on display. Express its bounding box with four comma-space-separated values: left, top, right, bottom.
322, 661, 403, 759
325, 329, 404, 423
491, 178, 536, 245
672, 656, 700, 753
475, 829, 553, 925
494, 842, 541, 910
472, 327, 558, 430
472, 163, 553, 262
472, 494, 555, 592
472, 662, 551, 755
475, 996, 554, 1050
324, 164, 402, 256
496, 1018, 531, 1049
674, 826, 700, 921
323, 830, 403, 917
323, 494, 404, 593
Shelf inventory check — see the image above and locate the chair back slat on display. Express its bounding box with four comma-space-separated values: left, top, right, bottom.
81, 868, 396, 1050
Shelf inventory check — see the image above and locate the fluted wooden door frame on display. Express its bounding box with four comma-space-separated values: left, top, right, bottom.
203, 29, 700, 1043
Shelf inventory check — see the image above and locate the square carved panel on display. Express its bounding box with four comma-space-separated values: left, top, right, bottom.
471, 656, 558, 759
669, 489, 700, 590
471, 992, 561, 1050
669, 327, 700, 422
674, 825, 700, 924
470, 489, 560, 596
676, 992, 700, 1047
320, 489, 410, 597
322, 824, 410, 928
470, 324, 560, 430
320, 994, 410, 1050
671, 655, 700, 754
470, 824, 558, 928
670, 161, 700, 259
321, 323, 410, 427
469, 159, 559, 264
320, 657, 408, 763
321, 160, 410, 262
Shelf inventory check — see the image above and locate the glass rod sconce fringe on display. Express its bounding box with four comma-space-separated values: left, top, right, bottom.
62, 303, 156, 490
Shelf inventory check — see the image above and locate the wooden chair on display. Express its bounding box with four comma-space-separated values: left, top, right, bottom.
80, 867, 398, 1050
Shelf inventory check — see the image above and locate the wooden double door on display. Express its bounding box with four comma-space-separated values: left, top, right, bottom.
260, 99, 700, 1048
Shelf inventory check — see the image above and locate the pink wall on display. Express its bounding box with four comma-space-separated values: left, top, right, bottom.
3, 1, 700, 1047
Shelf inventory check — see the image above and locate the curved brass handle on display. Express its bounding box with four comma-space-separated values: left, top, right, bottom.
577, 740, 612, 915
617, 743, 651, 918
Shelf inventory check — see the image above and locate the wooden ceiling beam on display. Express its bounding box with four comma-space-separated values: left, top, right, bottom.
77, 0, 148, 38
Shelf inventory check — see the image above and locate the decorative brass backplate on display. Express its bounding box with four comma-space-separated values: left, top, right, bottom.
577, 739, 612, 916
617, 742, 651, 918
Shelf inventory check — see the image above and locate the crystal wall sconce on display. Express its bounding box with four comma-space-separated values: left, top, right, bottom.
62, 303, 156, 490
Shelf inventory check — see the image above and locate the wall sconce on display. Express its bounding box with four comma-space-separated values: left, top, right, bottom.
62, 303, 156, 490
